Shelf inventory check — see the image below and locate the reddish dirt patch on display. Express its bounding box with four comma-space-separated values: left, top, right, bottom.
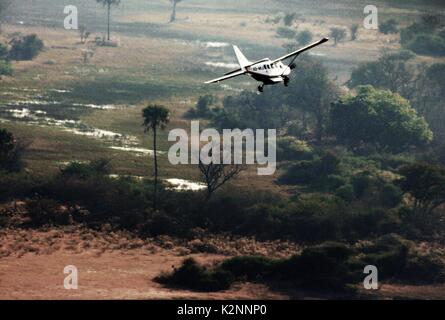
0, 250, 286, 300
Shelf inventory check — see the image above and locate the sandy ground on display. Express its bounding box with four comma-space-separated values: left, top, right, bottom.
0, 227, 298, 300
1, 227, 445, 300
0, 249, 285, 300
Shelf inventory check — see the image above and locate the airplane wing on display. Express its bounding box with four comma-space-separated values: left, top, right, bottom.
205, 69, 247, 84
271, 37, 329, 64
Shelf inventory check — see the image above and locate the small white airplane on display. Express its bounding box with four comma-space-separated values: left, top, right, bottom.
205, 37, 329, 92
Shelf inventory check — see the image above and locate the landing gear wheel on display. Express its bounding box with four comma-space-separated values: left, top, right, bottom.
258, 85, 264, 93
284, 77, 290, 87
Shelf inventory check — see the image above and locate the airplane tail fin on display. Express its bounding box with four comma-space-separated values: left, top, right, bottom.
233, 45, 250, 69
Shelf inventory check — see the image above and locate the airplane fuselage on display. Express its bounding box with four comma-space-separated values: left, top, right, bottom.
245, 59, 291, 85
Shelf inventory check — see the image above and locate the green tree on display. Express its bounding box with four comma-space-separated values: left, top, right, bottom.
142, 105, 170, 205
330, 27, 346, 46
297, 30, 313, 45
286, 57, 338, 142
407, 34, 445, 57
398, 163, 445, 215
169, 0, 184, 23
0, 59, 11, 76
402, 62, 445, 144
348, 51, 415, 97
350, 24, 359, 41
379, 19, 398, 34
8, 34, 44, 61
0, 42, 7, 59
0, 128, 24, 172
283, 12, 298, 27
96, 0, 120, 41
330, 86, 433, 152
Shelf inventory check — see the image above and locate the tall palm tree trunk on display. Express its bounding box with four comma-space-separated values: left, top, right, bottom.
153, 126, 158, 208
170, 1, 177, 23
107, 3, 111, 40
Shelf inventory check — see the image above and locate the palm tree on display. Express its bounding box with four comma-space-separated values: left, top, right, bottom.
96, 0, 120, 41
142, 105, 170, 206
169, 0, 184, 23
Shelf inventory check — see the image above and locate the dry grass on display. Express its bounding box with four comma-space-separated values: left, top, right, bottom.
0, 225, 299, 260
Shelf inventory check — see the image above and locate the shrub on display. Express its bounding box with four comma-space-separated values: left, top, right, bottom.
25, 198, 72, 227
279, 152, 340, 186
356, 234, 445, 283
160, 243, 358, 293
0, 172, 43, 202
279, 242, 357, 291
297, 30, 313, 45
60, 158, 112, 179
155, 258, 233, 291
0, 43, 8, 59
351, 172, 375, 198
379, 19, 398, 34
220, 256, 277, 281
379, 183, 403, 207
185, 95, 217, 119
276, 27, 296, 39
335, 184, 355, 202
283, 13, 298, 27
0, 59, 12, 76
276, 137, 314, 161
407, 33, 445, 56
0, 128, 25, 172
8, 34, 44, 61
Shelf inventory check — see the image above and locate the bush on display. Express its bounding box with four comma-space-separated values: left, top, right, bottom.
335, 184, 355, 202
279, 242, 357, 291
279, 152, 340, 186
283, 13, 298, 27
60, 158, 112, 179
159, 243, 358, 293
220, 256, 277, 281
0, 43, 8, 59
297, 30, 313, 45
379, 19, 398, 34
185, 95, 217, 119
356, 234, 445, 283
276, 137, 314, 161
26, 198, 72, 227
351, 172, 376, 198
276, 27, 296, 39
0, 172, 43, 202
0, 59, 12, 76
407, 33, 445, 56
8, 34, 44, 61
155, 258, 233, 291
0, 128, 25, 172
379, 183, 403, 207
